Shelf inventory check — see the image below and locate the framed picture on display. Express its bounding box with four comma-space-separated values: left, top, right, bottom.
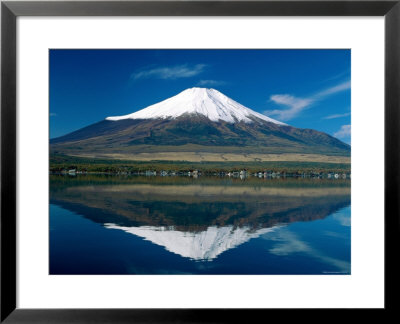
1, 0, 399, 322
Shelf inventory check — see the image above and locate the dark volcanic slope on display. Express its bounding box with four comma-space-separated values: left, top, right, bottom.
50, 115, 350, 156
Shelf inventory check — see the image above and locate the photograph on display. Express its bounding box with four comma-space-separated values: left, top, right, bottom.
49, 49, 351, 275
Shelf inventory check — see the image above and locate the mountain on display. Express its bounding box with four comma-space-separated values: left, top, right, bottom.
104, 224, 278, 261
106, 87, 286, 125
50, 88, 350, 158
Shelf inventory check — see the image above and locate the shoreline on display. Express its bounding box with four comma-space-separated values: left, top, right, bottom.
50, 154, 351, 177
50, 170, 350, 179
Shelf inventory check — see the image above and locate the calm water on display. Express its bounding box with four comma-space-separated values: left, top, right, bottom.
49, 175, 351, 275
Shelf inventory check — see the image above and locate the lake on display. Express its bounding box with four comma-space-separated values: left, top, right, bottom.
49, 174, 351, 275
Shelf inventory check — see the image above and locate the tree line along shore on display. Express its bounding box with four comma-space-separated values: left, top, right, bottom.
49, 154, 350, 178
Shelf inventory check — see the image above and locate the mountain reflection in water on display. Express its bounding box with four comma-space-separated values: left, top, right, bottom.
50, 175, 351, 273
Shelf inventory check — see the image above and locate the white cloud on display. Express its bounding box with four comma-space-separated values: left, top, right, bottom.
265, 80, 351, 121
131, 64, 207, 80
315, 80, 351, 98
264, 229, 350, 273
332, 213, 351, 227
267, 95, 313, 120
196, 80, 227, 87
334, 124, 351, 138
267, 230, 311, 256
321, 69, 351, 83
323, 112, 351, 120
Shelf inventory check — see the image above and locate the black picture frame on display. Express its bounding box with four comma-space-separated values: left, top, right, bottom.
1, 0, 399, 322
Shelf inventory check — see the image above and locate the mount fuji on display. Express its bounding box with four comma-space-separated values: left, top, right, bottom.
103, 224, 279, 261
106, 87, 286, 125
50, 88, 350, 157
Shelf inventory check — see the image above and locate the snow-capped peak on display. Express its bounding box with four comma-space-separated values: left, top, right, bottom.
106, 87, 286, 125
104, 223, 280, 261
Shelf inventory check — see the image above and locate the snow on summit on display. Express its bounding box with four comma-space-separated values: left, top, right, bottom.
103, 224, 280, 261
106, 87, 286, 125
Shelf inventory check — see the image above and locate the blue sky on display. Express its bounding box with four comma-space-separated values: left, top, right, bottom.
50, 49, 351, 143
